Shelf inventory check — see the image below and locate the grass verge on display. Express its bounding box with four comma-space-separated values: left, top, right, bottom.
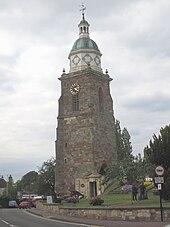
62, 192, 170, 208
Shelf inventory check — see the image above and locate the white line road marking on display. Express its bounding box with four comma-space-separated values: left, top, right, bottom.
0, 217, 19, 227
25, 210, 103, 227
0, 218, 9, 225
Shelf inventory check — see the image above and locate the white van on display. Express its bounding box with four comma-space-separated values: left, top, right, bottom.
9, 200, 18, 208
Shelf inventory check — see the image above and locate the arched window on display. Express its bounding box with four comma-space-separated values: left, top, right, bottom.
72, 94, 79, 112
98, 87, 103, 112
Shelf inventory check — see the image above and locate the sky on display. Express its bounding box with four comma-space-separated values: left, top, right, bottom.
0, 0, 170, 182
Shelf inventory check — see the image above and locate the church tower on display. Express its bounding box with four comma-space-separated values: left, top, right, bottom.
55, 8, 117, 197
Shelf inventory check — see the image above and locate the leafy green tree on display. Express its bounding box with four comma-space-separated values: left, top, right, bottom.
16, 171, 39, 195
164, 169, 170, 200
106, 121, 135, 184
3, 175, 17, 199
37, 157, 56, 196
15, 158, 56, 197
121, 127, 133, 160
144, 125, 170, 169
115, 120, 133, 161
106, 121, 153, 185
115, 120, 124, 161
144, 124, 170, 200
105, 155, 142, 184
134, 154, 154, 181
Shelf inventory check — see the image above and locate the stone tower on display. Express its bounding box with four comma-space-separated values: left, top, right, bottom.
55, 9, 117, 197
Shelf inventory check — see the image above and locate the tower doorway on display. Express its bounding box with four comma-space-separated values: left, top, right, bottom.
89, 182, 97, 197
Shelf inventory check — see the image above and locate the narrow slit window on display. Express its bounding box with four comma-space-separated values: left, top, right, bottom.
72, 94, 79, 112
98, 87, 104, 112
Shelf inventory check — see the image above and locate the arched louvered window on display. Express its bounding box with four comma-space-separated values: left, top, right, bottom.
72, 94, 79, 112
98, 87, 104, 112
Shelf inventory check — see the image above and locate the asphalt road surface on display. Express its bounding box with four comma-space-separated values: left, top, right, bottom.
0, 208, 170, 227
0, 208, 96, 227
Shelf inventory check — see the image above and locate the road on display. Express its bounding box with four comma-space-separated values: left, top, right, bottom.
0, 208, 170, 227
0, 208, 96, 227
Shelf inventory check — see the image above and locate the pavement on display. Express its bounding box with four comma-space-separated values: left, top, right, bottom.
26, 207, 170, 227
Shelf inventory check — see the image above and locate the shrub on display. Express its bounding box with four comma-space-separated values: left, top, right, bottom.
65, 196, 79, 204
55, 198, 62, 203
144, 181, 153, 186
89, 196, 104, 206
122, 184, 132, 193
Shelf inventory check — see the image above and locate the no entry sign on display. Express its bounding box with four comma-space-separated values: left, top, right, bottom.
155, 165, 165, 176
154, 165, 165, 222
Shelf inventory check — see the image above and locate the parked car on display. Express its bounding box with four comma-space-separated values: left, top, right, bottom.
19, 197, 36, 208
19, 201, 31, 209
8, 200, 18, 208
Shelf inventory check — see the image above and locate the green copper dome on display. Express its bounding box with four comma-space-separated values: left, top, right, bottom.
71, 38, 100, 52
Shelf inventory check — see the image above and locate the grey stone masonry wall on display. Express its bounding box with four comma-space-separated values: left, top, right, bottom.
55, 67, 117, 194
36, 201, 170, 222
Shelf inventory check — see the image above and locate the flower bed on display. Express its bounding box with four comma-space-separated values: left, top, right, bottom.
89, 196, 104, 206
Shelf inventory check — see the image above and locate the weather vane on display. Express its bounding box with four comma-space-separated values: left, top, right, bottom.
80, 3, 86, 19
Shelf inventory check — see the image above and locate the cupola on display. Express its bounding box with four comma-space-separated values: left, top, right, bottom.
68, 6, 102, 73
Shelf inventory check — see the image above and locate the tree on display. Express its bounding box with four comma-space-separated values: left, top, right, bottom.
16, 171, 39, 195
106, 121, 136, 184
105, 121, 153, 185
37, 157, 56, 196
115, 120, 124, 161
115, 120, 133, 161
105, 154, 147, 184
2, 175, 17, 199
15, 157, 56, 197
144, 124, 170, 200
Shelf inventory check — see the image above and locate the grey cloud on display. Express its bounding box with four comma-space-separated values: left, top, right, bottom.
122, 4, 170, 58
0, 70, 17, 95
123, 93, 170, 112
0, 158, 41, 181
126, 28, 170, 59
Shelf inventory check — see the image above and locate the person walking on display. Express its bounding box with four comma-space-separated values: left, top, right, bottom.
139, 182, 146, 200
132, 184, 138, 201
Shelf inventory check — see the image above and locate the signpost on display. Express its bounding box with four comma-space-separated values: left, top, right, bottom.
154, 165, 165, 176
47, 196, 53, 204
154, 165, 165, 222
154, 176, 164, 184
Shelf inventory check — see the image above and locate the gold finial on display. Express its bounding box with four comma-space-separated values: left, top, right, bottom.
80, 3, 86, 20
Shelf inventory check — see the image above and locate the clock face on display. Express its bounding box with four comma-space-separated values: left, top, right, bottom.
70, 83, 80, 95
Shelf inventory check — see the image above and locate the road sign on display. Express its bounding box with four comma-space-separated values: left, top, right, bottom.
154, 177, 164, 184
155, 165, 165, 176
47, 196, 53, 204
158, 184, 162, 190
154, 166, 165, 222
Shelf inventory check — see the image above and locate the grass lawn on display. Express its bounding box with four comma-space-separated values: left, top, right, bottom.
63, 192, 170, 208
58, 182, 170, 209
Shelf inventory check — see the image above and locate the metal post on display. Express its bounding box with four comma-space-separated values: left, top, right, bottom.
154, 166, 165, 222
160, 189, 163, 222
